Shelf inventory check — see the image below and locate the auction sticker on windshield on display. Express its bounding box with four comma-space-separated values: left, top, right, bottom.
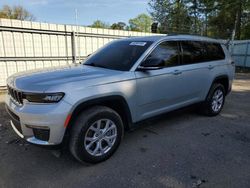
129, 42, 147, 46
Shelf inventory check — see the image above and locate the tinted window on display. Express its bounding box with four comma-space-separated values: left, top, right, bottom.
84, 40, 153, 71
145, 41, 180, 67
181, 41, 206, 64
181, 41, 225, 65
204, 43, 225, 61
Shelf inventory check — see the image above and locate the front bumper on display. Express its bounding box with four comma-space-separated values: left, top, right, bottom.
5, 94, 73, 145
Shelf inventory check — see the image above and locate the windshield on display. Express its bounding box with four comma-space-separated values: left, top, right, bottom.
84, 40, 153, 71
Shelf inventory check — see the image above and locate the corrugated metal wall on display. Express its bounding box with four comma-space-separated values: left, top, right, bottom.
0, 18, 161, 86
1, 18, 249, 87
231, 40, 250, 67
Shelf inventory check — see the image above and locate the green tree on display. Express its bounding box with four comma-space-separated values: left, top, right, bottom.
186, 0, 204, 34
128, 13, 152, 32
0, 5, 35, 20
90, 20, 109, 29
148, 0, 192, 34
241, 1, 250, 39
241, 23, 250, 39
206, 0, 250, 39
110, 22, 126, 30
197, 0, 216, 36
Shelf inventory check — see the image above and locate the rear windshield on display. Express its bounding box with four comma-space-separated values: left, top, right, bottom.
84, 40, 153, 71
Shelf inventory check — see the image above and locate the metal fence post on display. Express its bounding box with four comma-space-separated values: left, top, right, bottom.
71, 31, 76, 64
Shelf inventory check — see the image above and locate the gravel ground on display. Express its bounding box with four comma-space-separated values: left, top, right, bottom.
0, 73, 250, 188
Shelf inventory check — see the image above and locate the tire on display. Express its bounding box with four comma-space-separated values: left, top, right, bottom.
201, 83, 225, 116
69, 106, 124, 164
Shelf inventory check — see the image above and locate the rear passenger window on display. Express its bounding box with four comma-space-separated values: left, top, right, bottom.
147, 41, 180, 67
181, 41, 225, 65
181, 41, 206, 64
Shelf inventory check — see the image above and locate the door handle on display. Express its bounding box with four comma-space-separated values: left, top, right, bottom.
172, 70, 182, 75
208, 65, 214, 70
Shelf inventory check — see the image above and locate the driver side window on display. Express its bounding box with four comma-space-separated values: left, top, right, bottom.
146, 41, 180, 67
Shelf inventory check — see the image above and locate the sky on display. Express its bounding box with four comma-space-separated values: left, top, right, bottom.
0, 0, 150, 26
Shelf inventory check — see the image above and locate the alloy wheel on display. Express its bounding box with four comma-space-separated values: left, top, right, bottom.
211, 89, 224, 112
84, 119, 117, 156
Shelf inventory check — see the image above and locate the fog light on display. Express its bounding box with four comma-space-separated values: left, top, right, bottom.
33, 128, 50, 141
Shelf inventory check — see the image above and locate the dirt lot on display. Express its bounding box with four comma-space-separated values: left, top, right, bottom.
0, 74, 250, 188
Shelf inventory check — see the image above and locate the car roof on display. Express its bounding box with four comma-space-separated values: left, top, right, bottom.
122, 34, 223, 44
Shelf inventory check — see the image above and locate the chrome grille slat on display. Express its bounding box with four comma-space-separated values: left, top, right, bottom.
14, 90, 18, 102
11, 88, 15, 99
16, 90, 20, 103
7, 85, 23, 105
18, 92, 22, 104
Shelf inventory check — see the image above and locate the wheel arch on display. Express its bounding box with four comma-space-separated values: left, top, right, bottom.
207, 75, 230, 97
63, 95, 133, 142
212, 75, 229, 94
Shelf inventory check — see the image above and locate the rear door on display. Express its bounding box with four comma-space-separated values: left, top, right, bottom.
179, 41, 227, 100
177, 41, 213, 101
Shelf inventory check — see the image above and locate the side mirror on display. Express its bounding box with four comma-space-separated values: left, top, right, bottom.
137, 58, 164, 71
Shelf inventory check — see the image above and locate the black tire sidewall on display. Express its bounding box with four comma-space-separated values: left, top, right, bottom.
72, 108, 123, 164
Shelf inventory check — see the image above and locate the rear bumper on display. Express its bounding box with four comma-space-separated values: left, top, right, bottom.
5, 94, 73, 145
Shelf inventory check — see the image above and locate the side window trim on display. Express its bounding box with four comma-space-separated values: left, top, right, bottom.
179, 40, 184, 65
176, 41, 181, 66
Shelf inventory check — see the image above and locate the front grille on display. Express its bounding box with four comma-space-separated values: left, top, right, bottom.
7, 85, 23, 105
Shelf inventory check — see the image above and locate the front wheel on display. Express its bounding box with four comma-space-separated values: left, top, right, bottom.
69, 106, 124, 164
201, 83, 225, 116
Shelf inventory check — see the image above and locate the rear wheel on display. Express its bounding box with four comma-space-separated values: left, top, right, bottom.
69, 106, 123, 164
201, 83, 225, 116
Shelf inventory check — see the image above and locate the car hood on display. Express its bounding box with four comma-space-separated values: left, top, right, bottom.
7, 64, 123, 92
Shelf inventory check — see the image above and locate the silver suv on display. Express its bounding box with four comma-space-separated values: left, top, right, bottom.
5, 35, 235, 163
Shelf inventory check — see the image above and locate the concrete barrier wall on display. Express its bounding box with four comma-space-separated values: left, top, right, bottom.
0, 18, 161, 86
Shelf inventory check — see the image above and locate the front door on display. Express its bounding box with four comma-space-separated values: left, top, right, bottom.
135, 41, 188, 120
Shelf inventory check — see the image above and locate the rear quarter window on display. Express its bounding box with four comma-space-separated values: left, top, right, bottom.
204, 43, 225, 61
180, 41, 225, 65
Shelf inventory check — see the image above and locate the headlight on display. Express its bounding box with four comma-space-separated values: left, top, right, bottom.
24, 92, 65, 103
